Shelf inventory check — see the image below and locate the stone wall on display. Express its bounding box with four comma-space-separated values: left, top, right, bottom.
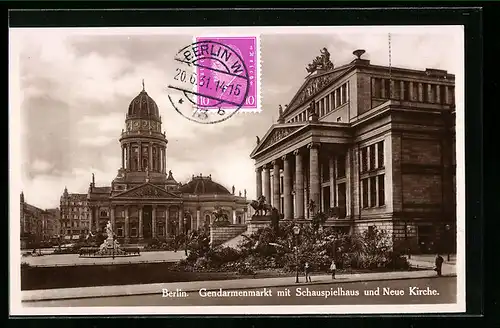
210, 224, 248, 247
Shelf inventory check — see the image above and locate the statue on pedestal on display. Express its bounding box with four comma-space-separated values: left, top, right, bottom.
250, 195, 273, 216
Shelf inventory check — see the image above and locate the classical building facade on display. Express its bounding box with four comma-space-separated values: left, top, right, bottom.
59, 188, 90, 239
63, 84, 248, 243
251, 49, 456, 254
20, 192, 60, 245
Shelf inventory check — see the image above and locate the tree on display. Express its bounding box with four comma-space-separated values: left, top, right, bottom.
311, 212, 327, 231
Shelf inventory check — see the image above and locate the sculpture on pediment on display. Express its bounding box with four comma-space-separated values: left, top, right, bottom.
256, 136, 261, 145
306, 47, 334, 74
278, 104, 283, 117
307, 101, 317, 116
133, 186, 162, 198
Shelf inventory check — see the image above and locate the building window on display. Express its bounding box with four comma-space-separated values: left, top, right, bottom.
369, 144, 376, 171
361, 147, 368, 173
377, 141, 384, 168
131, 227, 138, 237
370, 177, 377, 207
158, 224, 164, 236
403, 81, 410, 100
384, 79, 391, 98
378, 175, 385, 206
117, 228, 123, 237
393, 80, 401, 99
322, 161, 330, 182
373, 78, 382, 98
362, 179, 369, 208
337, 154, 346, 178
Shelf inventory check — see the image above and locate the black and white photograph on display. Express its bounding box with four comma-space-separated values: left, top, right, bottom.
9, 25, 465, 315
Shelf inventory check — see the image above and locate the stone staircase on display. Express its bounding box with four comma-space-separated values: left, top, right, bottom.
210, 224, 248, 247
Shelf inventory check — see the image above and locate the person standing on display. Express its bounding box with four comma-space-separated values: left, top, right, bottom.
330, 260, 337, 279
304, 262, 312, 282
435, 254, 444, 276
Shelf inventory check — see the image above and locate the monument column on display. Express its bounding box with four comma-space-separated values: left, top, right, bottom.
196, 207, 201, 230
272, 160, 281, 209
110, 205, 115, 229
149, 142, 153, 170
138, 142, 142, 171
152, 205, 157, 238
282, 154, 293, 220
121, 146, 125, 169
262, 164, 271, 205
127, 143, 131, 170
138, 206, 143, 239
308, 142, 321, 216
124, 207, 130, 242
294, 149, 305, 219
255, 167, 263, 198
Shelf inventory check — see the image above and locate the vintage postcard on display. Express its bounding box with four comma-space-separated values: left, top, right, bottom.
9, 25, 465, 315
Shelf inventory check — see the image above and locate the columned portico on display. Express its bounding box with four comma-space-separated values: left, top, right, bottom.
255, 168, 263, 198
294, 149, 305, 219
308, 142, 321, 216
282, 154, 293, 220
272, 160, 281, 209
262, 165, 271, 205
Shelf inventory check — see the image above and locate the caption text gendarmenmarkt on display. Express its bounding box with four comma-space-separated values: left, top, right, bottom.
162, 286, 440, 298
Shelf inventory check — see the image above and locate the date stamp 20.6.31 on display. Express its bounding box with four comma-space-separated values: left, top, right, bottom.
168, 36, 259, 124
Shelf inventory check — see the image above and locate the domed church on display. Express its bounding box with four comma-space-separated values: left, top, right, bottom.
67, 82, 249, 243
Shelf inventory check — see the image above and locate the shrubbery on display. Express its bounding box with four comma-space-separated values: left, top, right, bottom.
180, 221, 409, 274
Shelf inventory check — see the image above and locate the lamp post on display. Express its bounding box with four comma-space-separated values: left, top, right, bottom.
293, 225, 301, 283
445, 224, 451, 261
405, 223, 412, 259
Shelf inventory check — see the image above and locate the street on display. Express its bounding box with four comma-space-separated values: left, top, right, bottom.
24, 277, 456, 307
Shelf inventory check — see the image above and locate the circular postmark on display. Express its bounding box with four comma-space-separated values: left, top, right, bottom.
167, 40, 250, 124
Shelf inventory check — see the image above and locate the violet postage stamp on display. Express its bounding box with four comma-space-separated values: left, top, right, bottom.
9, 25, 465, 316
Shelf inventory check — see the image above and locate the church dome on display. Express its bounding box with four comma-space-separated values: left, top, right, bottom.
180, 175, 231, 195
127, 83, 160, 119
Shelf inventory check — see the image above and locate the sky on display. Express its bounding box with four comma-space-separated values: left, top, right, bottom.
10, 26, 463, 209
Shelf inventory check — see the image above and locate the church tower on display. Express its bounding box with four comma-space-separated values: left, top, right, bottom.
112, 81, 172, 192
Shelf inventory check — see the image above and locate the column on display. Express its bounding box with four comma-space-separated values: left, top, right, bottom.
436, 85, 441, 104
165, 206, 169, 236
418, 83, 424, 102
329, 156, 335, 208
282, 154, 293, 220
255, 167, 263, 198
444, 86, 450, 104
308, 142, 320, 216
110, 205, 115, 229
138, 206, 143, 239
138, 142, 142, 171
409, 82, 415, 101
162, 148, 166, 173
272, 160, 281, 210
179, 207, 184, 233
427, 84, 433, 103
121, 145, 125, 169
152, 205, 157, 238
232, 208, 237, 224
381, 79, 386, 98
400, 81, 405, 100
124, 207, 129, 241
294, 149, 304, 219
196, 208, 201, 230
149, 142, 153, 170
262, 165, 271, 205
340, 85, 344, 104
127, 143, 131, 170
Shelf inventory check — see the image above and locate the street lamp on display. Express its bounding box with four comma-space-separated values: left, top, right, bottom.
293, 225, 301, 283
445, 224, 451, 261
405, 223, 412, 259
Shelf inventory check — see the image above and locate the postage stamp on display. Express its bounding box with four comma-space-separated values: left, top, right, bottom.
168, 36, 259, 124
9, 24, 466, 316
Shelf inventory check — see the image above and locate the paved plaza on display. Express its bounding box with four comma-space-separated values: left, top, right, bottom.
22, 250, 186, 267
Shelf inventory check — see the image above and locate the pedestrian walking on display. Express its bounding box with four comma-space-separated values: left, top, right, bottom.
304, 262, 312, 282
434, 254, 444, 276
330, 260, 336, 279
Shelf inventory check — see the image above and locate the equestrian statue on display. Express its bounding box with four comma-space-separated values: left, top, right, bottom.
250, 195, 273, 216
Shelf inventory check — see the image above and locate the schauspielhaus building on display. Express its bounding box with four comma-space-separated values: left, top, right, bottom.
251, 49, 456, 254
60, 84, 248, 243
